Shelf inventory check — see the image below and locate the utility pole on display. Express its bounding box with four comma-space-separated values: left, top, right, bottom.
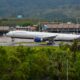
38, 21, 41, 32
67, 59, 68, 80
76, 17, 79, 34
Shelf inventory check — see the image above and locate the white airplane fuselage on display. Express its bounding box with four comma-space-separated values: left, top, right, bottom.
6, 30, 80, 41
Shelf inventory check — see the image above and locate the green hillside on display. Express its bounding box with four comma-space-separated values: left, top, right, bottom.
0, 0, 80, 21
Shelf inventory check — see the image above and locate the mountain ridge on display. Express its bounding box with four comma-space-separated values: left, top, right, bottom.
0, 0, 80, 21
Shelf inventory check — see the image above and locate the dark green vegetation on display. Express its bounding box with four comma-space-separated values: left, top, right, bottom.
0, 40, 80, 80
0, 19, 37, 26
0, 18, 80, 26
0, 0, 80, 22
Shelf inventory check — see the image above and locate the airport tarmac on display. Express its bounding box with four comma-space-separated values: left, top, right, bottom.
0, 36, 35, 46
0, 36, 71, 46
0, 36, 61, 46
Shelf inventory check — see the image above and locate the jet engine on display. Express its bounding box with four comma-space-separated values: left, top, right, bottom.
34, 37, 43, 42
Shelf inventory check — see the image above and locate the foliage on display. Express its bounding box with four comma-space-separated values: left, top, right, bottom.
0, 19, 35, 26
0, 42, 80, 80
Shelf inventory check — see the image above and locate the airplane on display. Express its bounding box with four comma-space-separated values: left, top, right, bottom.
6, 30, 80, 45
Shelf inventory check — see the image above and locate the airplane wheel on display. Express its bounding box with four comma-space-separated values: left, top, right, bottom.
11, 38, 15, 42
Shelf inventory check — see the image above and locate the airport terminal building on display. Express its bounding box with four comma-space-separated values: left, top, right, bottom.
0, 26, 9, 36
42, 22, 80, 34
0, 22, 80, 36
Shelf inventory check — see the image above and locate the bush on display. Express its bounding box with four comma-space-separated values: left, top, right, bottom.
0, 46, 80, 80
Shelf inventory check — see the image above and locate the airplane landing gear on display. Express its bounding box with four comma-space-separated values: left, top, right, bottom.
47, 39, 55, 45
11, 37, 15, 46
11, 37, 15, 42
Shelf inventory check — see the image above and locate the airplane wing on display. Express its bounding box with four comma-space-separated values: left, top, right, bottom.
43, 35, 57, 39
41, 35, 57, 41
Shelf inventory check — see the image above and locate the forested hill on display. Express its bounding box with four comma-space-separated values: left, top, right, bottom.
0, 0, 80, 21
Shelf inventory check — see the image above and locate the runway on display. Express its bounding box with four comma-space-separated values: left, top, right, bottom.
0, 36, 61, 46
0, 36, 71, 46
